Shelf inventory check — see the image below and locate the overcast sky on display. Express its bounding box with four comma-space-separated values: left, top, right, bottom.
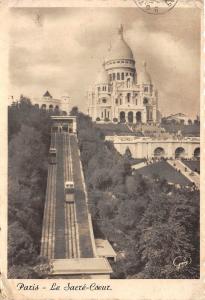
9, 7, 201, 117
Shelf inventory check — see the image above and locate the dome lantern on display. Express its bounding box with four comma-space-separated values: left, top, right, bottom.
95, 63, 109, 85
138, 61, 152, 85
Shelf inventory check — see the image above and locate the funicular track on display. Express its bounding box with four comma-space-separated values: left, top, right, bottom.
41, 131, 94, 260
41, 133, 57, 258
63, 133, 80, 259
54, 133, 66, 258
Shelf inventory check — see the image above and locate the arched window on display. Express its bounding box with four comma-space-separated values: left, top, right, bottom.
115, 99, 118, 104
120, 111, 125, 123
154, 147, 165, 158
149, 110, 153, 120
128, 111, 133, 123
117, 73, 120, 80
127, 79, 130, 88
41, 104, 46, 109
144, 86, 149, 92
121, 73, 124, 80
143, 97, 149, 105
136, 112, 142, 123
119, 94, 122, 105
194, 147, 200, 158
113, 73, 115, 80
127, 93, 131, 103
175, 147, 185, 159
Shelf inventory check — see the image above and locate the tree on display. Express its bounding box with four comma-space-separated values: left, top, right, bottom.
8, 100, 51, 278
124, 147, 132, 160
74, 107, 200, 279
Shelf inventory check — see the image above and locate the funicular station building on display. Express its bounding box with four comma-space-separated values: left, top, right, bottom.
41, 116, 116, 278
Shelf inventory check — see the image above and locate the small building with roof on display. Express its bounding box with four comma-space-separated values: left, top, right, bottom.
87, 25, 160, 124
163, 113, 190, 125
95, 239, 117, 262
32, 91, 70, 114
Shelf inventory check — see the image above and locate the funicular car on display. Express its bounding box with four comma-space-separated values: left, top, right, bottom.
49, 147, 57, 164
64, 181, 75, 203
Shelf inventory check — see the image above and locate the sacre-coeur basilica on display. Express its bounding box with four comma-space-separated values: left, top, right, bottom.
87, 25, 161, 124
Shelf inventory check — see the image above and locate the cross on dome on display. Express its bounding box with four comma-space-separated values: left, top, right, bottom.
118, 24, 124, 39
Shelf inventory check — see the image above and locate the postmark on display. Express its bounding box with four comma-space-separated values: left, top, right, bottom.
133, 0, 178, 14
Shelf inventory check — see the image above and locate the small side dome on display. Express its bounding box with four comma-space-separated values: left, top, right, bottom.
95, 64, 109, 85
138, 62, 152, 85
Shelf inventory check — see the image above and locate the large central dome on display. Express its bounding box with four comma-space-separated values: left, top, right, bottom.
106, 25, 134, 62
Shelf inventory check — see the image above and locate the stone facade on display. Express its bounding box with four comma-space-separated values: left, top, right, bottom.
87, 25, 160, 124
105, 135, 200, 159
32, 91, 70, 113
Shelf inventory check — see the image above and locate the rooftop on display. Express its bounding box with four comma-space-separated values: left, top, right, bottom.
50, 258, 112, 275
43, 90, 52, 98
95, 239, 117, 259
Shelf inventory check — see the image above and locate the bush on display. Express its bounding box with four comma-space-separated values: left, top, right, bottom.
96, 117, 101, 121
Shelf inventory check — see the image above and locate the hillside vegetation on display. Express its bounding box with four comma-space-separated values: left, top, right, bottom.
8, 102, 200, 279
71, 107, 200, 279
8, 97, 54, 278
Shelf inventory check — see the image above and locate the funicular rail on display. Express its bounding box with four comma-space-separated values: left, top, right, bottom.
70, 135, 94, 258
41, 133, 56, 258
63, 133, 80, 259
54, 133, 66, 258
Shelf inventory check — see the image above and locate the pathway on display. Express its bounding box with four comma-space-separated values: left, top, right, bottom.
167, 159, 200, 189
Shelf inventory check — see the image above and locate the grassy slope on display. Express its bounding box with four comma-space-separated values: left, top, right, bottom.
135, 161, 191, 185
